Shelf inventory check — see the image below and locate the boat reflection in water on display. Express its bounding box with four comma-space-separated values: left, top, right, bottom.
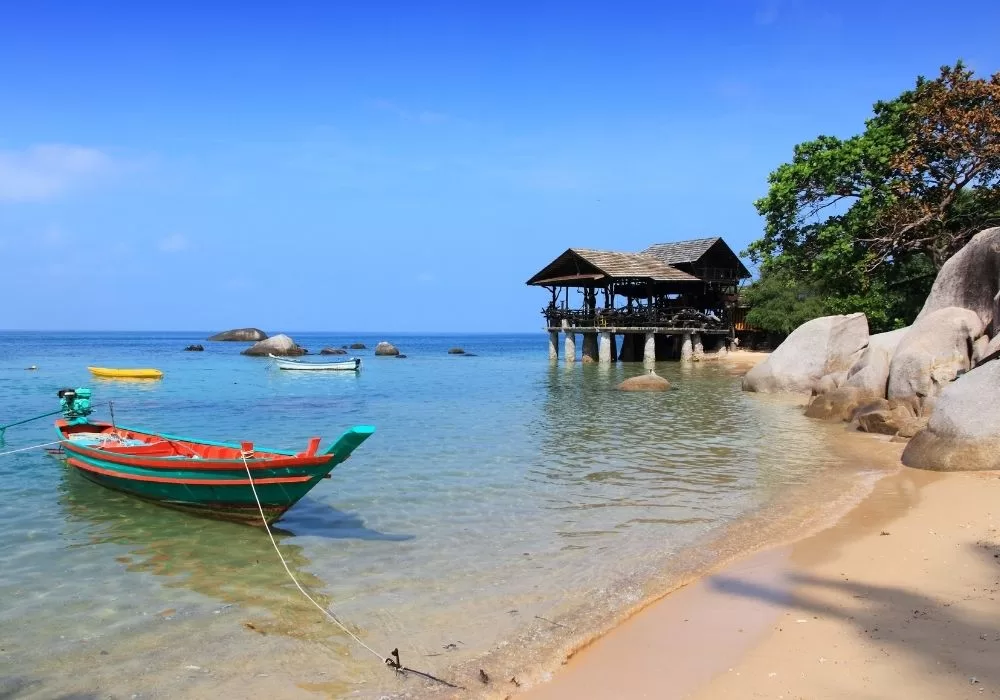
56, 469, 351, 644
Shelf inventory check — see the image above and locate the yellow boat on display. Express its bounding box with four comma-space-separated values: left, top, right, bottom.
87, 367, 164, 380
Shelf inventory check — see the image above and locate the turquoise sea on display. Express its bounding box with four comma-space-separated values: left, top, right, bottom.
0, 332, 892, 699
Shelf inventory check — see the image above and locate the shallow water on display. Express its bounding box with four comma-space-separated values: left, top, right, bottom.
0, 333, 891, 698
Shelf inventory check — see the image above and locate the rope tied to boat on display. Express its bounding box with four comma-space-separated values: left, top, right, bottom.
238, 450, 463, 691
0, 440, 64, 457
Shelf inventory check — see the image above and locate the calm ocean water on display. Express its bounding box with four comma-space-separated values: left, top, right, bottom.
0, 332, 889, 698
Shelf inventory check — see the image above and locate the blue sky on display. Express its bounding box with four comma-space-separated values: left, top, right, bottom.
1, 0, 998, 332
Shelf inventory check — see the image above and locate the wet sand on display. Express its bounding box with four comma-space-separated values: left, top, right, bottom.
520, 466, 1000, 700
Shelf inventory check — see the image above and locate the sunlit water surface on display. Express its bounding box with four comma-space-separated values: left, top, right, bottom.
0, 332, 892, 698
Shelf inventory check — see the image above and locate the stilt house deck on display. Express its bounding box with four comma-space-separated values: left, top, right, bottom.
526, 237, 751, 362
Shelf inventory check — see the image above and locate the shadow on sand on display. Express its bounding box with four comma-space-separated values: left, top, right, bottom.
707, 540, 1000, 689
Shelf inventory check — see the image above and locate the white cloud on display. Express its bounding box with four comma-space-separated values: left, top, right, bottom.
158, 233, 190, 253
0, 144, 115, 202
369, 99, 450, 124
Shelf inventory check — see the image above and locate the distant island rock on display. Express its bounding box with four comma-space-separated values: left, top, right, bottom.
320, 347, 348, 355
349, 343, 367, 350
617, 370, 671, 392
448, 348, 465, 354
184, 344, 204, 352
375, 341, 400, 356
242, 334, 306, 357
208, 328, 268, 342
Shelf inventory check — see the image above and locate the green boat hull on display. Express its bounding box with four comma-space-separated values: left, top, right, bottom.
58, 422, 375, 526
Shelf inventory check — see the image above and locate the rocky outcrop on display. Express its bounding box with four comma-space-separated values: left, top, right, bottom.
320, 347, 348, 355
184, 344, 204, 352
844, 327, 908, 396
916, 227, 1000, 332
242, 334, 306, 357
374, 341, 400, 356
886, 307, 984, 413
742, 313, 869, 394
208, 328, 268, 342
349, 343, 367, 350
617, 370, 671, 392
902, 360, 1000, 471
448, 348, 466, 355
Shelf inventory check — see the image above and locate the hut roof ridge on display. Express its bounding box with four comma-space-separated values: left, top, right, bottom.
568, 248, 700, 282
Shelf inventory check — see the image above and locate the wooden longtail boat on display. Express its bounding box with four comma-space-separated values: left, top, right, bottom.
88, 367, 164, 379
53, 389, 374, 525
269, 354, 361, 372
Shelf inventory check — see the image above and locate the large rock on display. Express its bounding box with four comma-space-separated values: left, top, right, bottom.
241, 334, 306, 356
320, 347, 348, 355
843, 327, 908, 396
742, 313, 869, 394
886, 307, 984, 412
902, 360, 1000, 470
917, 227, 1000, 331
374, 341, 400, 356
805, 328, 909, 421
184, 344, 204, 352
617, 370, 671, 392
208, 328, 268, 342
852, 399, 919, 436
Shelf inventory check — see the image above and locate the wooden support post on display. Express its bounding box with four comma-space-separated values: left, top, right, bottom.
582, 333, 598, 363
548, 330, 559, 361
680, 332, 693, 361
643, 332, 656, 366
598, 331, 612, 364
610, 333, 618, 362
565, 332, 576, 363
692, 332, 704, 360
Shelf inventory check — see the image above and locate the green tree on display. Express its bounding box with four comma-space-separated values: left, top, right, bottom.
745, 62, 1000, 334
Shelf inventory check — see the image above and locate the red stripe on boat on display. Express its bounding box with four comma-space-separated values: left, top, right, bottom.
66, 458, 316, 486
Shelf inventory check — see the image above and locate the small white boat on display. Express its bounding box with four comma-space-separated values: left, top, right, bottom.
269, 354, 361, 372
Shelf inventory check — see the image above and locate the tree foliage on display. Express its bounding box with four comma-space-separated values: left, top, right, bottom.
745, 62, 1000, 334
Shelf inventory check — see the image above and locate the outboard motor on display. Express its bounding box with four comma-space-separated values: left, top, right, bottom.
57, 388, 93, 425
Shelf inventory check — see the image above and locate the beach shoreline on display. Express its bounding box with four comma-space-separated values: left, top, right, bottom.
519, 459, 1000, 699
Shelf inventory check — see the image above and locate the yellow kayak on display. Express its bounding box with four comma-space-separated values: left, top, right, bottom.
87, 366, 164, 379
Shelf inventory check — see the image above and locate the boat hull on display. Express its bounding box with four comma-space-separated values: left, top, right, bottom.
270, 354, 361, 371
88, 367, 164, 379
56, 420, 375, 525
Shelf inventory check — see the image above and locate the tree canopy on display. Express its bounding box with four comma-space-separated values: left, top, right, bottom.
745, 62, 1000, 334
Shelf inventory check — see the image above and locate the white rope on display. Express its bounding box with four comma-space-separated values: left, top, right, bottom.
239, 451, 389, 665
0, 440, 63, 457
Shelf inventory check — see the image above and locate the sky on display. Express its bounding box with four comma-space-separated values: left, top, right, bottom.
1, 0, 999, 332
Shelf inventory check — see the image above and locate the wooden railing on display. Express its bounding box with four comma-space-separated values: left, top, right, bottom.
543, 307, 727, 331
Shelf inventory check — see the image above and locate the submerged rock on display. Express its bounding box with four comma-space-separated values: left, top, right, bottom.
208, 328, 268, 342
742, 313, 869, 394
349, 343, 367, 350
320, 347, 348, 355
617, 370, 671, 392
448, 348, 466, 354
903, 360, 1000, 470
241, 334, 306, 357
375, 341, 400, 356
184, 344, 204, 352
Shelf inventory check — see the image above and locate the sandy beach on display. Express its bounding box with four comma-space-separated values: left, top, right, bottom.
521, 463, 1000, 700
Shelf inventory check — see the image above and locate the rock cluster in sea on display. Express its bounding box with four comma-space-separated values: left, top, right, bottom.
241, 334, 307, 357
742, 226, 1000, 471
207, 328, 268, 342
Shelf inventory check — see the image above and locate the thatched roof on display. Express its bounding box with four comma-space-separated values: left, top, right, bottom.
642, 237, 722, 264
643, 237, 751, 278
526, 248, 699, 286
